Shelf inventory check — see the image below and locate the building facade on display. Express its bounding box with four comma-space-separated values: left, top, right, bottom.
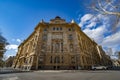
0, 35, 8, 67
5, 56, 15, 67
12, 16, 111, 70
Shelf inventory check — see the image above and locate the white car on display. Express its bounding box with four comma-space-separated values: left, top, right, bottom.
92, 65, 107, 70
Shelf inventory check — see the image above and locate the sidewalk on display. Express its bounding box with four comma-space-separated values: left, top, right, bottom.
33, 70, 89, 73
0, 67, 31, 74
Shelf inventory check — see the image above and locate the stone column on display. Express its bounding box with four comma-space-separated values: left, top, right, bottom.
36, 55, 39, 70
47, 33, 52, 53
53, 42, 55, 53
63, 32, 68, 53
59, 42, 61, 53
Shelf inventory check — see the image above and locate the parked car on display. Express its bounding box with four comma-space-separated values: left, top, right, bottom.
92, 65, 108, 70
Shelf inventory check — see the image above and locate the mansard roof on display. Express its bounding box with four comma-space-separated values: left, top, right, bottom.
50, 16, 66, 24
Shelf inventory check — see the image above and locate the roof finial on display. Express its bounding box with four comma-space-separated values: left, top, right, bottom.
71, 19, 75, 23
40, 19, 44, 23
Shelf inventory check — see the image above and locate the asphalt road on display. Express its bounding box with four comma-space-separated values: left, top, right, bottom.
0, 70, 120, 80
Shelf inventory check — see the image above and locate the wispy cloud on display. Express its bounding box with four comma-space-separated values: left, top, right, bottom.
6, 44, 18, 51
12, 38, 22, 43
5, 44, 18, 59
83, 25, 107, 43
4, 38, 22, 58
79, 13, 120, 55
16, 39, 22, 43
79, 14, 94, 27
102, 30, 120, 47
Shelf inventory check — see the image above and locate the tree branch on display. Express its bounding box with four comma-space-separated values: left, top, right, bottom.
96, 0, 120, 16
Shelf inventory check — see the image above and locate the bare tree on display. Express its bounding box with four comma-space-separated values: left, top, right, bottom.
91, 0, 120, 16
90, 0, 120, 31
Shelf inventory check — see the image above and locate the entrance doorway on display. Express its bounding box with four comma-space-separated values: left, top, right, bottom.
53, 66, 60, 70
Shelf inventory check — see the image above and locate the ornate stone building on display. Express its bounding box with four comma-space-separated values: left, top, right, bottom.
5, 56, 15, 67
12, 16, 112, 70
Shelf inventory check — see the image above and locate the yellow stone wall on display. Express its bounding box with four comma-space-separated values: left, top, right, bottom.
12, 17, 112, 70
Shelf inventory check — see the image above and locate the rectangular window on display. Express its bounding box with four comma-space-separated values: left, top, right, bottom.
53, 27, 55, 30
57, 27, 59, 30
60, 27, 62, 30
50, 56, 52, 63
61, 56, 64, 63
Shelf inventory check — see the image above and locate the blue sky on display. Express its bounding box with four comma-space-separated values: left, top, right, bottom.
0, 0, 85, 40
0, 0, 120, 58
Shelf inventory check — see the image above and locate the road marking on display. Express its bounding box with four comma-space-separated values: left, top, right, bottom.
2, 77, 19, 80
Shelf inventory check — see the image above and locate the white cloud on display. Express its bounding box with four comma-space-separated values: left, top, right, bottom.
5, 38, 22, 59
81, 14, 94, 22
15, 49, 18, 52
16, 39, 22, 43
79, 14, 110, 29
102, 31, 120, 47
4, 44, 18, 59
6, 44, 18, 50
79, 13, 120, 56
80, 14, 108, 43
12, 38, 22, 43
79, 14, 94, 27
86, 22, 96, 28
83, 25, 107, 43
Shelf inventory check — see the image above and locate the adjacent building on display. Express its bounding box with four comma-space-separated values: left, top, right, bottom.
12, 16, 112, 70
5, 56, 15, 67
0, 35, 8, 67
